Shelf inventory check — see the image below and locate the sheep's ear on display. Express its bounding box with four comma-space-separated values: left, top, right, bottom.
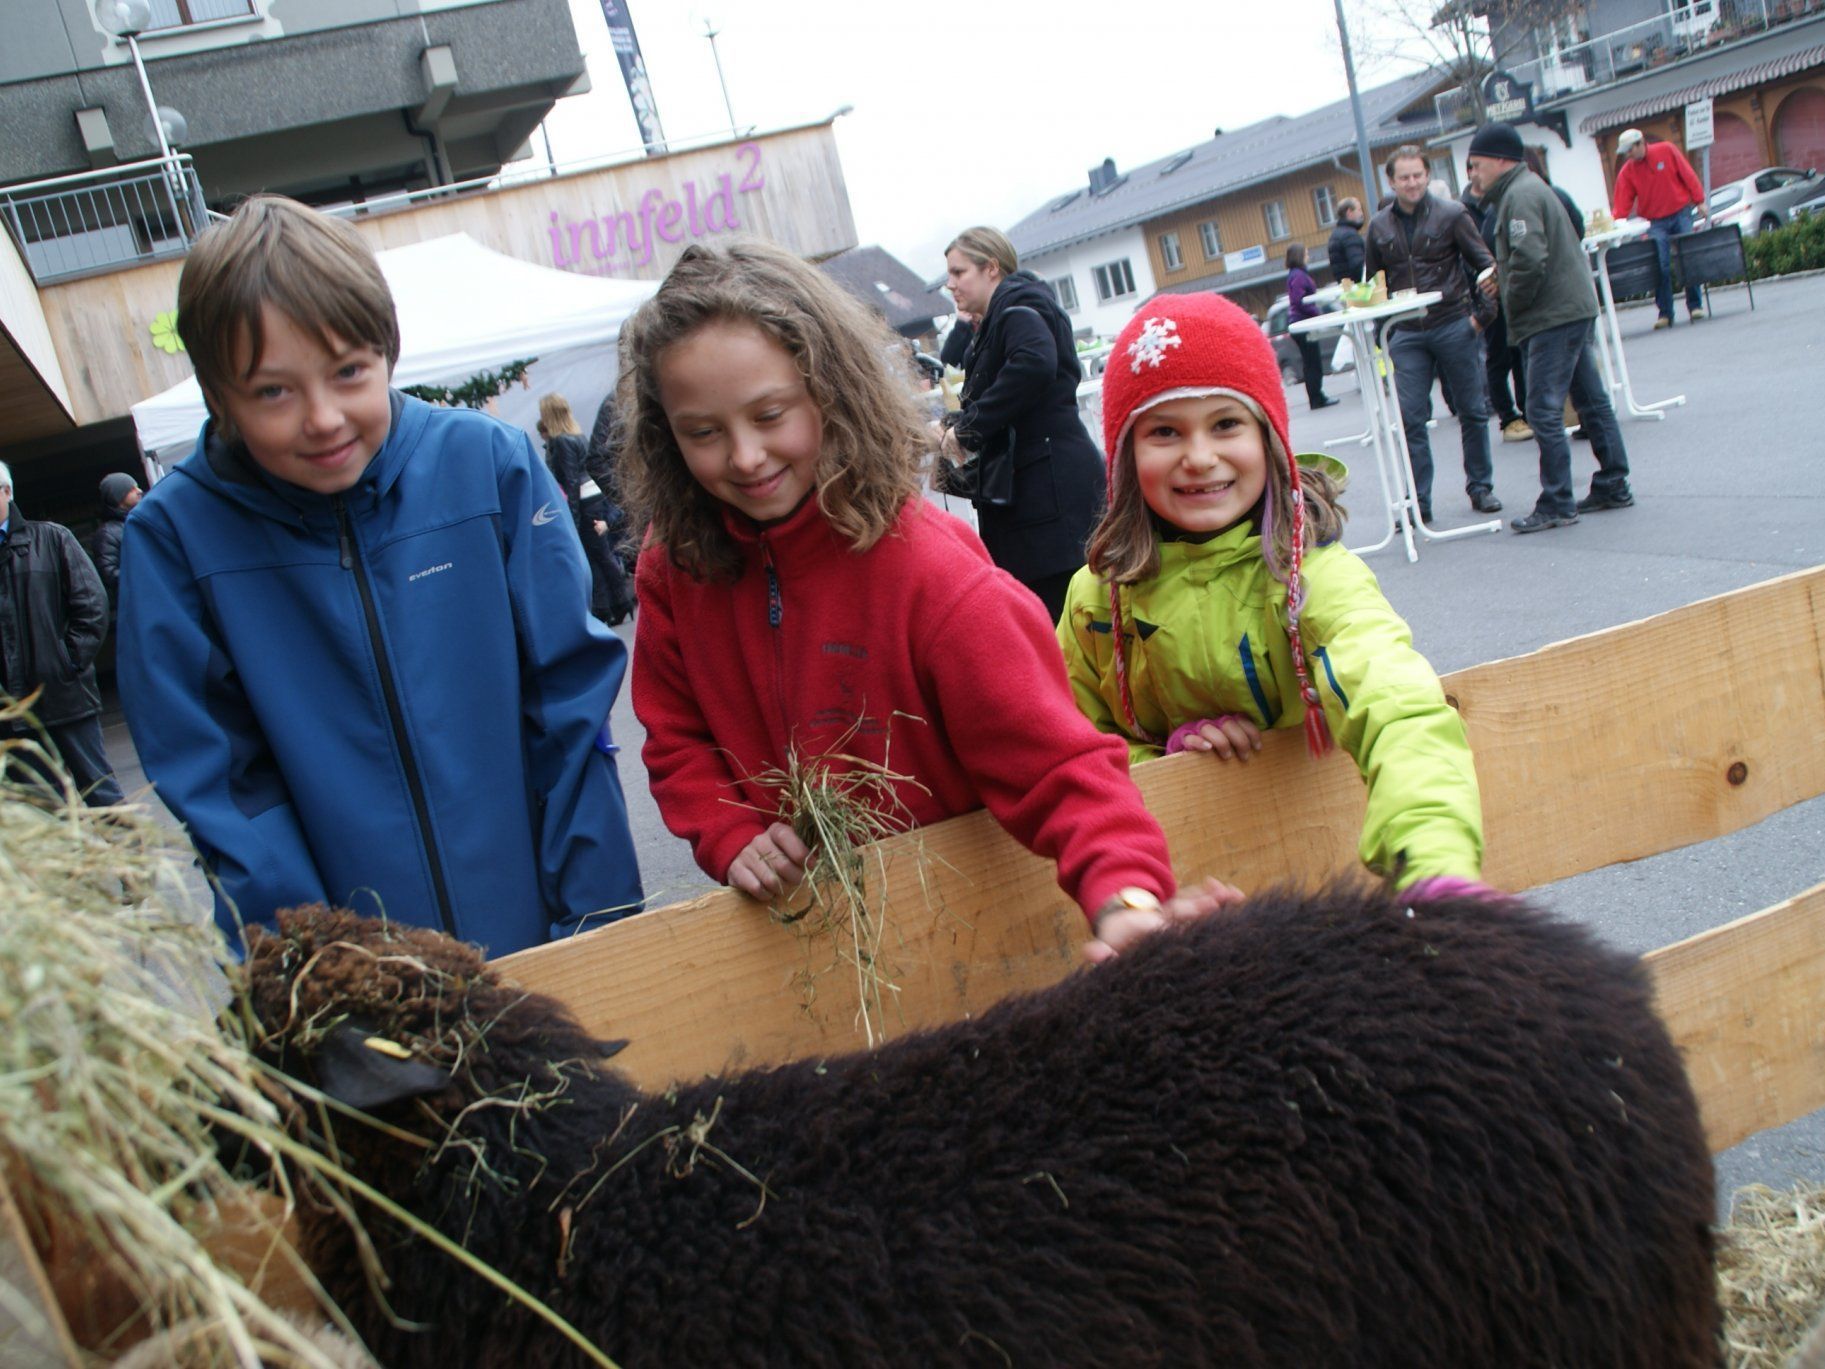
597, 1038, 630, 1060
313, 1021, 454, 1110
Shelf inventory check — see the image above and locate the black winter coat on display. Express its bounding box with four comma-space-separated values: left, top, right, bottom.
1363, 194, 1494, 331
93, 506, 127, 603
0, 513, 108, 726
1326, 220, 1366, 284
951, 272, 1103, 585
542, 432, 591, 511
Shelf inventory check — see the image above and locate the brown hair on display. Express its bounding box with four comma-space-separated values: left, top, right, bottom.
1384, 144, 1429, 183
617, 238, 926, 582
1285, 241, 1308, 270
944, 226, 1019, 277
537, 392, 582, 438
1087, 404, 1346, 587
177, 195, 399, 428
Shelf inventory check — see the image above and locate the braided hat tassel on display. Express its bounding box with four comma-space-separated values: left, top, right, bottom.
1284, 474, 1333, 758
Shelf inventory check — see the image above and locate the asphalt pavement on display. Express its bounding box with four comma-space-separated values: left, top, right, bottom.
101, 270, 1825, 1206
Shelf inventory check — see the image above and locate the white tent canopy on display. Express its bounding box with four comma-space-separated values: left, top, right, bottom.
130, 233, 656, 459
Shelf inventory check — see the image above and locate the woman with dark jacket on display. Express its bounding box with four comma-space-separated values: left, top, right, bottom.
1285, 242, 1335, 411
538, 392, 634, 626
937, 226, 1104, 623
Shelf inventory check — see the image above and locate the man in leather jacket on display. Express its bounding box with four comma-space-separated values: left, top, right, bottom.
1364, 145, 1502, 522
0, 461, 122, 806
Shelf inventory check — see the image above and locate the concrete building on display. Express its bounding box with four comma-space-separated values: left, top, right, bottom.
0, 1, 860, 531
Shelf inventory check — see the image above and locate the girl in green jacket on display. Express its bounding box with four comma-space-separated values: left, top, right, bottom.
1057, 293, 1483, 888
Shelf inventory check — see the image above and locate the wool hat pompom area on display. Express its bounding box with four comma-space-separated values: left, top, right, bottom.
1099, 292, 1333, 758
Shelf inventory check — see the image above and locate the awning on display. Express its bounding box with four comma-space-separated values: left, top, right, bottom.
1578, 42, 1825, 134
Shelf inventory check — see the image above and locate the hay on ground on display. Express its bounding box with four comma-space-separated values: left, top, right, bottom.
1718, 1182, 1825, 1368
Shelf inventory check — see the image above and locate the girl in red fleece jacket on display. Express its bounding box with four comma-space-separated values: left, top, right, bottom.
618, 239, 1234, 959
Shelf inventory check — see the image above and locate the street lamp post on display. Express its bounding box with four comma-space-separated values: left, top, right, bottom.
1331, 0, 1383, 251
702, 19, 738, 134
94, 0, 195, 236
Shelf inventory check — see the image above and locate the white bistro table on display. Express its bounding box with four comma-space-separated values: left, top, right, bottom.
1582, 221, 1687, 420
1290, 293, 1503, 562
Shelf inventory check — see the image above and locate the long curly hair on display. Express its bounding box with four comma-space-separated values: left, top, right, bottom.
617, 238, 927, 582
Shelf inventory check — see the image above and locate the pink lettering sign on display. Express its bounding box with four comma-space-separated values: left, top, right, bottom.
546, 142, 766, 273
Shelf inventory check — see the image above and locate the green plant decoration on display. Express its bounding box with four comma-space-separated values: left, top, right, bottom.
402, 358, 537, 409
150, 309, 185, 355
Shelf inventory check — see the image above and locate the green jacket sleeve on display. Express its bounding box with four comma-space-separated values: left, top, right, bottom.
1057, 569, 1162, 767
1297, 548, 1484, 885
1498, 183, 1555, 322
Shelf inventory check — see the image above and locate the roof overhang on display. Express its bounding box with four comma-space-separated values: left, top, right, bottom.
1575, 41, 1825, 133
0, 325, 77, 447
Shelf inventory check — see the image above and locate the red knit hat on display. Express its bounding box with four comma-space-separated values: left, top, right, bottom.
1100, 292, 1333, 758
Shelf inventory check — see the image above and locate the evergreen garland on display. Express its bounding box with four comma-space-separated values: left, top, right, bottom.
403, 358, 537, 409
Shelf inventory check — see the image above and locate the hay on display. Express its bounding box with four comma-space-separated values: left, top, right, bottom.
733, 719, 937, 1049
1718, 1182, 1825, 1368
0, 719, 354, 1366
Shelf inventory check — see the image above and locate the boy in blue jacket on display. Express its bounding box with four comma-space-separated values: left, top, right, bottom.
119, 196, 643, 955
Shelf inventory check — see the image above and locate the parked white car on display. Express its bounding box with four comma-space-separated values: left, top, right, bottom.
1706, 167, 1823, 235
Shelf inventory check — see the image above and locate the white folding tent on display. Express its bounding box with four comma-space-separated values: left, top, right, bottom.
130, 233, 656, 462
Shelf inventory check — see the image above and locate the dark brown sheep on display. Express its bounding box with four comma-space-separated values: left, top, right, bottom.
242, 880, 1717, 1368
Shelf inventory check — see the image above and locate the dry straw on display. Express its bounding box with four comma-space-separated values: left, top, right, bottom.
1718, 1182, 1825, 1368
730, 717, 943, 1049
0, 712, 354, 1366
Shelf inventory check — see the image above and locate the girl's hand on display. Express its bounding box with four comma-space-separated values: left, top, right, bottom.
728, 822, 811, 901
1165, 715, 1262, 761
1083, 878, 1246, 964
592, 519, 608, 537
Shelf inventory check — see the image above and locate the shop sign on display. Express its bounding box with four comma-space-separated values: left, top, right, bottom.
1481, 70, 1537, 125
547, 141, 766, 272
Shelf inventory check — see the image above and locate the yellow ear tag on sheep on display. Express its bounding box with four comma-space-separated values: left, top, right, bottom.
363, 1036, 415, 1060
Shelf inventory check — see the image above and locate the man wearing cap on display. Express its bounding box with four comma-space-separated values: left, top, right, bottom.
93, 471, 142, 606
1469, 122, 1633, 534
1611, 128, 1707, 329
0, 460, 123, 805
1362, 144, 1502, 524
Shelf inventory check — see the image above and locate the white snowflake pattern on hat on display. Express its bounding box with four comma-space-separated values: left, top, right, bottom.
1126, 317, 1182, 373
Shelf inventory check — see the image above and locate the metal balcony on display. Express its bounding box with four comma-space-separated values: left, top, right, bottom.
0, 155, 213, 286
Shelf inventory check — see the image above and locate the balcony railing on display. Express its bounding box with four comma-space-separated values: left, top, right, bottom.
1436, 0, 1824, 125
0, 155, 212, 285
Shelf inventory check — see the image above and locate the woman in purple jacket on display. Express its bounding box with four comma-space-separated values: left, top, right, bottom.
1285, 242, 1336, 410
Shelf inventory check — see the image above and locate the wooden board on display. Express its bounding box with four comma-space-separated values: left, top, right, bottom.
499, 565, 1825, 1105
1646, 883, 1825, 1153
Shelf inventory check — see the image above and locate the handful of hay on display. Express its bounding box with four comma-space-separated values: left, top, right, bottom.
0, 749, 354, 1364
735, 720, 939, 1049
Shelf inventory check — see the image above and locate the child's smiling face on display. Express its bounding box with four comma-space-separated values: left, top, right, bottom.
658, 320, 824, 525
1130, 393, 1268, 536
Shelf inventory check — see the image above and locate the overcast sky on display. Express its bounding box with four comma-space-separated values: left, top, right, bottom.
537, 0, 1433, 282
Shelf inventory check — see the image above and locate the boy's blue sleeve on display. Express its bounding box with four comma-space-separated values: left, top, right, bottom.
496, 432, 645, 935
116, 510, 329, 944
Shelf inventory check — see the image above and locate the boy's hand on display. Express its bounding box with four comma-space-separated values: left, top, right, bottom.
728, 822, 810, 901
1084, 877, 1246, 964
1165, 715, 1262, 761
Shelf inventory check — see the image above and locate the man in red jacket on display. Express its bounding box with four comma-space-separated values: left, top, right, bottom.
1611, 127, 1708, 329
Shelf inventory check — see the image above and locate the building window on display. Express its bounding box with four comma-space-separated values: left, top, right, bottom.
147, 0, 257, 29
1428, 155, 1459, 195
1313, 185, 1336, 228
1199, 220, 1222, 258
1263, 200, 1289, 240
1050, 274, 1079, 312
1159, 231, 1184, 271
1092, 258, 1137, 303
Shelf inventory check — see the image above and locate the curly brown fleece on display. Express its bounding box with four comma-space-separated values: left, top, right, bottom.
244, 881, 1717, 1369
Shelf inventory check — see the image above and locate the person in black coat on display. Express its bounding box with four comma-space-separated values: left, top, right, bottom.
0, 462, 121, 806
538, 393, 634, 626
92, 470, 142, 606
936, 226, 1103, 623
1326, 198, 1367, 285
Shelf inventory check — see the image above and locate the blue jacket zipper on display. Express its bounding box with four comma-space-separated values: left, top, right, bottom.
333, 494, 457, 936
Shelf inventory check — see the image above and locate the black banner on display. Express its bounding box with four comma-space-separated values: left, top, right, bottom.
596, 1, 667, 156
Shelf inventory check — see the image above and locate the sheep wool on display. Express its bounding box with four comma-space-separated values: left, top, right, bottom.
244, 883, 1718, 1369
